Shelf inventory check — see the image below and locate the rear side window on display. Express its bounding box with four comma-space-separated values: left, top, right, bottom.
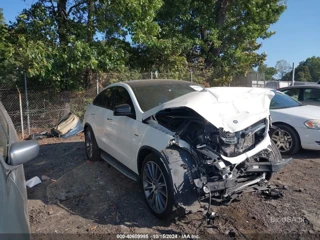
282, 89, 300, 101
93, 88, 113, 109
303, 88, 320, 102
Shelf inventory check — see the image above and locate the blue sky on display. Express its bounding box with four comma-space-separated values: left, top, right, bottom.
1, 0, 319, 68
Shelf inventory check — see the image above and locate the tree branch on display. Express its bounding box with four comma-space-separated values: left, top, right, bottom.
67, 0, 87, 15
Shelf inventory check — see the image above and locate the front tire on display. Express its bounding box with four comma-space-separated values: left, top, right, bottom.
265, 141, 282, 181
270, 124, 300, 155
141, 153, 174, 219
85, 126, 101, 161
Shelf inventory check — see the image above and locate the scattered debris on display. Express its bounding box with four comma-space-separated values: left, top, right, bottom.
41, 175, 51, 181
294, 188, 304, 192
227, 229, 236, 238
26, 176, 42, 188
261, 188, 284, 199
51, 112, 83, 138
26, 112, 83, 140
90, 226, 97, 231
47, 207, 54, 215
27, 132, 53, 140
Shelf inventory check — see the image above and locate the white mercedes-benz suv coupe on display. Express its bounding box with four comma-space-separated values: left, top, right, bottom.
83, 80, 291, 219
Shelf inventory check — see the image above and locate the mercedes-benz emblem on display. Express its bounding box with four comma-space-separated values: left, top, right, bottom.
233, 120, 238, 124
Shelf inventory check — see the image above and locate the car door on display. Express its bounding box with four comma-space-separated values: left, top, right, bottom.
90, 88, 115, 154
301, 88, 320, 106
0, 103, 30, 238
106, 86, 140, 170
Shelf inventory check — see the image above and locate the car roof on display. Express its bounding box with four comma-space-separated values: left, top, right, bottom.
124, 79, 194, 87
278, 85, 320, 91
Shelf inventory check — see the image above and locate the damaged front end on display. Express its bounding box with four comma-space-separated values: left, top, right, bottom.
146, 106, 291, 213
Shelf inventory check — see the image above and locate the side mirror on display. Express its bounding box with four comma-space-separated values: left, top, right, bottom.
114, 104, 135, 117
9, 140, 39, 166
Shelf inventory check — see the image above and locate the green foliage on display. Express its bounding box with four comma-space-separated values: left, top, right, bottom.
258, 64, 277, 80
150, 0, 286, 85
283, 56, 320, 82
0, 0, 286, 88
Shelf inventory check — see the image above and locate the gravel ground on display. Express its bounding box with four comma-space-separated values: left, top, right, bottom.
25, 134, 320, 239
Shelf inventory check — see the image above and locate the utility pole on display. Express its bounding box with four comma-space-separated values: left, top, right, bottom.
291, 63, 295, 86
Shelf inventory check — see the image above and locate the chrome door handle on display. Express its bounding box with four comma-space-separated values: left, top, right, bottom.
107, 118, 113, 120
91, 113, 95, 116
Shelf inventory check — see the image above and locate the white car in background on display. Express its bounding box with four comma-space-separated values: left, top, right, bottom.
269, 91, 320, 155
84, 80, 291, 219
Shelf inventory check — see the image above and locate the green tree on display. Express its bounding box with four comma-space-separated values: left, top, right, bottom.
296, 65, 312, 82
2, 0, 162, 89
283, 56, 320, 82
146, 0, 286, 85
303, 56, 320, 81
276, 59, 291, 79
258, 64, 277, 80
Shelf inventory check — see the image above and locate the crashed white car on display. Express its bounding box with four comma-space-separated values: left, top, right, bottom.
83, 80, 291, 219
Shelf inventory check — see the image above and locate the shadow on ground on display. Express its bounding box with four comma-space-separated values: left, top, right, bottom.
25, 141, 175, 233
25, 139, 320, 238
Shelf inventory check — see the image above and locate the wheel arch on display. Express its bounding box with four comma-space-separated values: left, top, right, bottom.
137, 146, 165, 176
138, 145, 199, 213
84, 123, 91, 131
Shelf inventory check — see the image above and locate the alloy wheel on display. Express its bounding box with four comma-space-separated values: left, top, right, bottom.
85, 130, 93, 158
143, 161, 168, 214
271, 129, 293, 153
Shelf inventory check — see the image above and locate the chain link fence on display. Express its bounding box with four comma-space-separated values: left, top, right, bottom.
0, 71, 266, 138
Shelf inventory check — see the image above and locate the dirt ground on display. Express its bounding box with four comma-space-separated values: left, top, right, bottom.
25, 133, 320, 239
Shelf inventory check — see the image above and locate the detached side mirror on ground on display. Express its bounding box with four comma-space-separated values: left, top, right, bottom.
114, 104, 135, 117
9, 140, 39, 166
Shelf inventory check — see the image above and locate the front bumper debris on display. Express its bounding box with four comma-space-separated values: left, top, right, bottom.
245, 157, 292, 173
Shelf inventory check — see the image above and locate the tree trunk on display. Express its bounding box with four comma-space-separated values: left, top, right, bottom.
57, 0, 68, 46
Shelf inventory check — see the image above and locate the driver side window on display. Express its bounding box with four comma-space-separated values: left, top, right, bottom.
111, 87, 136, 119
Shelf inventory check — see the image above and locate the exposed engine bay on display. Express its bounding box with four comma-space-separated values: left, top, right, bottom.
145, 107, 292, 212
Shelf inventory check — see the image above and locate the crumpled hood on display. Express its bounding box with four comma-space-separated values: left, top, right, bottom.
142, 87, 274, 132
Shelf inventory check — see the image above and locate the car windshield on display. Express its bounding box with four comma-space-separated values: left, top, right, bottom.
130, 81, 203, 112
270, 91, 302, 109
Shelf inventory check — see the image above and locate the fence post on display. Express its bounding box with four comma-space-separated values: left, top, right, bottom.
24, 74, 31, 136
16, 86, 24, 139
96, 73, 99, 95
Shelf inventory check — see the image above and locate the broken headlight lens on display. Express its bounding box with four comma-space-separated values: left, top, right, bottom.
304, 120, 320, 129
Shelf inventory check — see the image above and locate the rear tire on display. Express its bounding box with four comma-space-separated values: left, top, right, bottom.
140, 153, 174, 219
270, 124, 300, 155
85, 126, 101, 161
